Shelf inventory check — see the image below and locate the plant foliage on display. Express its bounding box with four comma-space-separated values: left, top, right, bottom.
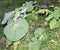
46, 10, 60, 29
1, 0, 60, 50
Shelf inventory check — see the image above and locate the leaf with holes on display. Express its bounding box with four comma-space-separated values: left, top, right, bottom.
50, 19, 60, 29
46, 10, 60, 29
46, 10, 60, 21
53, 10, 60, 19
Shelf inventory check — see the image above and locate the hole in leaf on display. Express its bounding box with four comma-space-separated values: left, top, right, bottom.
56, 19, 59, 21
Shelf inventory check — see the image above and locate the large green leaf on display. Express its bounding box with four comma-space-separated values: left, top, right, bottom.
4, 18, 29, 41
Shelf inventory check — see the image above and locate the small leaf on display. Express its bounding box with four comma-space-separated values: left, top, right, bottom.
26, 12, 38, 23
45, 14, 53, 21
29, 42, 40, 50
1, 11, 15, 24
26, 4, 34, 12
14, 10, 20, 21
53, 10, 60, 19
20, 1, 34, 12
6, 39, 12, 48
25, 2, 34, 12
34, 28, 45, 38
50, 19, 60, 29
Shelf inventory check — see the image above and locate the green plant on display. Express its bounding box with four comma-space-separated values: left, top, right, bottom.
46, 10, 60, 29
1, 1, 60, 50
1, 1, 34, 49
